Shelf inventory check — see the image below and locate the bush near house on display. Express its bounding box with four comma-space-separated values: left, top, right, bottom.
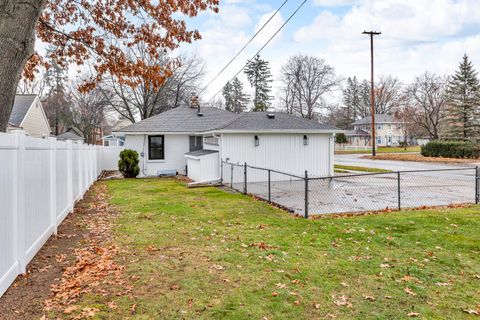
421, 140, 480, 158
335, 132, 348, 144
118, 149, 140, 178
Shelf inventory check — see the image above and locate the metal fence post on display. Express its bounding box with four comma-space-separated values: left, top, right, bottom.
244, 162, 247, 194
397, 171, 401, 210
304, 170, 309, 219
476, 166, 479, 204
230, 163, 233, 189
220, 160, 223, 183
268, 169, 271, 202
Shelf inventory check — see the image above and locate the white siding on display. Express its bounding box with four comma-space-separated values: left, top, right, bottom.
125, 134, 189, 177
221, 133, 333, 180
19, 99, 51, 138
186, 153, 219, 183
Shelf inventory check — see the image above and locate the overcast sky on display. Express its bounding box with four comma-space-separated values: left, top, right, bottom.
180, 0, 480, 103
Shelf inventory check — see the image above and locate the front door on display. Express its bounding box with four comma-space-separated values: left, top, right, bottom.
189, 136, 203, 152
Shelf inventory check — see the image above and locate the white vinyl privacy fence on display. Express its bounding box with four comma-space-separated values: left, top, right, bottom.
0, 132, 123, 297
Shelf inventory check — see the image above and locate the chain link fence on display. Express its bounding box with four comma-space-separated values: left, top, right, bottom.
221, 161, 480, 217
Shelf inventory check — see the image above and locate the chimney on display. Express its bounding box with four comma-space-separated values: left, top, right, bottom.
190, 92, 203, 116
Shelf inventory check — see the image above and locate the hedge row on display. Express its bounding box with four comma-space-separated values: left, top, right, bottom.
421, 140, 480, 158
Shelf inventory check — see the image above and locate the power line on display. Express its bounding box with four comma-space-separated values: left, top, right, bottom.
199, 0, 290, 95
208, 0, 308, 102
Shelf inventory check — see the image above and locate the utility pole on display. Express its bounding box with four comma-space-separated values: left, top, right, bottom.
362, 30, 381, 156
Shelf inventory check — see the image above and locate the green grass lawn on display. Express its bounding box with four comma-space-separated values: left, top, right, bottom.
336, 146, 421, 155
334, 164, 392, 173
73, 178, 479, 319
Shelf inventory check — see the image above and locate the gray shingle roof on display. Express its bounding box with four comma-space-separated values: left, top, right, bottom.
118, 107, 237, 133
9, 95, 36, 126
184, 149, 219, 157
344, 129, 370, 137
352, 114, 399, 125
116, 107, 338, 133
221, 112, 337, 131
56, 131, 84, 141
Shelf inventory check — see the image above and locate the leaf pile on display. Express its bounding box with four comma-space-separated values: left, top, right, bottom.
44, 184, 125, 315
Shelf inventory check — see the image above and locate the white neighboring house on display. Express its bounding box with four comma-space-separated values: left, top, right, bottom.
7, 94, 51, 138
116, 105, 338, 183
350, 114, 407, 147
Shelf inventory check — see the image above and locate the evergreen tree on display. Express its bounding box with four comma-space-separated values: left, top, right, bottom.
231, 77, 249, 113
244, 54, 273, 111
222, 81, 234, 112
445, 54, 480, 138
43, 46, 69, 135
359, 79, 372, 118
341, 76, 361, 128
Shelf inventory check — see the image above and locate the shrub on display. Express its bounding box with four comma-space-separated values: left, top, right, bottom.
421, 140, 479, 158
118, 149, 140, 178
335, 132, 348, 144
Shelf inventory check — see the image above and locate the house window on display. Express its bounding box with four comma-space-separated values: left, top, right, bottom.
377, 124, 383, 130
204, 135, 219, 146
149, 135, 165, 160
377, 136, 382, 144
254, 135, 259, 147
189, 136, 203, 152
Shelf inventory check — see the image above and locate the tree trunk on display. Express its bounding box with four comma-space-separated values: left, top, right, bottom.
0, 0, 46, 132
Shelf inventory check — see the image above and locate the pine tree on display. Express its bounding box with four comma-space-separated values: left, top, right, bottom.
43, 46, 69, 135
244, 54, 273, 111
341, 76, 361, 128
222, 81, 234, 112
445, 54, 480, 138
231, 77, 249, 113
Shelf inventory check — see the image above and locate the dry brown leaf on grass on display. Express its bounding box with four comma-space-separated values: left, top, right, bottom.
463, 309, 479, 315
407, 312, 420, 317
404, 287, 417, 296
333, 295, 353, 308
363, 295, 376, 301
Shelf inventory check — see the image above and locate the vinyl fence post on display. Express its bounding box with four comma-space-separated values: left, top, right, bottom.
397, 171, 401, 210
230, 163, 233, 189
49, 138, 57, 235
304, 170, 309, 219
475, 166, 479, 204
244, 162, 247, 194
268, 169, 271, 202
15, 133, 27, 273
66, 140, 73, 213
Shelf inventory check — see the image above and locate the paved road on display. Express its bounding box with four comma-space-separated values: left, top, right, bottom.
335, 153, 477, 171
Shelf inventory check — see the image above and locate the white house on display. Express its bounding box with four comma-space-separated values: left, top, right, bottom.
7, 94, 51, 138
116, 104, 338, 183
350, 114, 406, 147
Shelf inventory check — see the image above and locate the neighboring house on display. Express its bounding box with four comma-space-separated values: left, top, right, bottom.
7, 94, 51, 138
116, 105, 338, 182
343, 129, 370, 146
351, 114, 406, 147
102, 134, 125, 147
56, 127, 85, 143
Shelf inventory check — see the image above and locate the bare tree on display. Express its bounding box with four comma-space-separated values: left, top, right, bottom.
374, 75, 403, 114
66, 87, 107, 144
99, 47, 205, 122
279, 55, 338, 120
16, 75, 47, 97
405, 72, 448, 139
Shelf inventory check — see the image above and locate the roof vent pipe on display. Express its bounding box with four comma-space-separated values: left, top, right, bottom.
266, 113, 275, 119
